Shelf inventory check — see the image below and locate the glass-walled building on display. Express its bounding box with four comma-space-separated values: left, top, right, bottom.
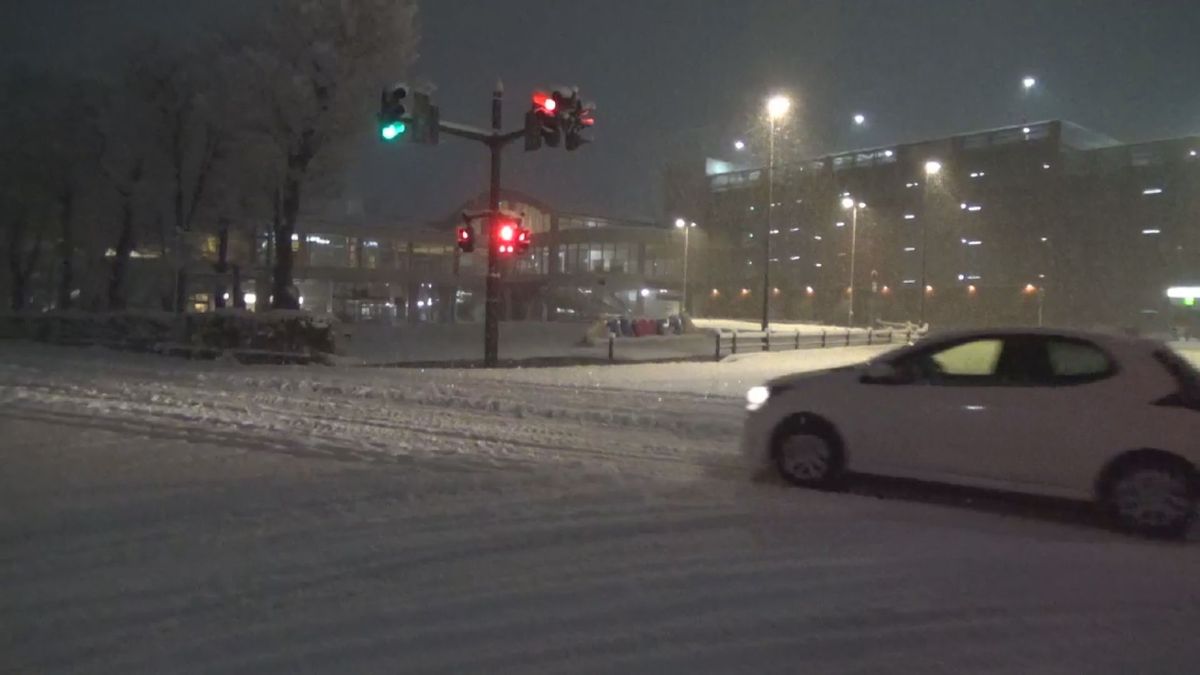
178, 191, 689, 324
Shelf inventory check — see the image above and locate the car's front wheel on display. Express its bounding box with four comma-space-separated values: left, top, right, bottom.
772, 417, 844, 489
1103, 456, 1197, 539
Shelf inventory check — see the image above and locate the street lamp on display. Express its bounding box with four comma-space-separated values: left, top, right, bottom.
841, 197, 865, 327
762, 94, 791, 331
918, 160, 943, 326
1022, 75, 1037, 91
852, 113, 866, 126
675, 218, 697, 314
733, 140, 746, 151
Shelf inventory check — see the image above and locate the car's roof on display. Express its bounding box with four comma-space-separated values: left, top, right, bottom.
918, 326, 1160, 349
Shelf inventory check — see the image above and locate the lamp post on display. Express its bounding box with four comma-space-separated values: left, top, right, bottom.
841, 197, 865, 327
674, 218, 696, 314
920, 160, 942, 326
762, 94, 791, 331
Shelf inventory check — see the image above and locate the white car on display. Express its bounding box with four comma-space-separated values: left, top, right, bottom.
742, 328, 1200, 538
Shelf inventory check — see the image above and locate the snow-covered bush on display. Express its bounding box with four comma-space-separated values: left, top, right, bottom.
0, 310, 337, 358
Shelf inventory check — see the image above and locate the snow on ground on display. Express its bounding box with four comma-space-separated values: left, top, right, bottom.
2, 342, 1199, 673
691, 318, 867, 334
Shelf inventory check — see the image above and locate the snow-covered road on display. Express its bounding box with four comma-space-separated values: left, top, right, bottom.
2, 343, 1199, 673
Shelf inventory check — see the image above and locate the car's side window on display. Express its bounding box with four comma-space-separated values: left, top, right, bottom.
928, 339, 1004, 377
892, 338, 1005, 385
1044, 339, 1115, 383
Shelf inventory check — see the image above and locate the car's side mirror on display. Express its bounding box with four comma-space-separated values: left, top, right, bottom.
862, 361, 900, 384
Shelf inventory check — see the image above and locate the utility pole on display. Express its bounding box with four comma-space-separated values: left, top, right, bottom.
762, 117, 775, 331
484, 81, 503, 366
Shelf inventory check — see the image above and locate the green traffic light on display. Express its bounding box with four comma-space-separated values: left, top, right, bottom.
380, 121, 406, 141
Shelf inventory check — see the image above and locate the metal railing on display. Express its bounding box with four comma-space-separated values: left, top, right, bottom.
712, 328, 909, 361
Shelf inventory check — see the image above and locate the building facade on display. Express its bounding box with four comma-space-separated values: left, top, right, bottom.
696, 120, 1200, 332
178, 191, 689, 323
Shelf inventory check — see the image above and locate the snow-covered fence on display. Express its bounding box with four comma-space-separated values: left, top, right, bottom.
0, 310, 337, 363
710, 328, 908, 361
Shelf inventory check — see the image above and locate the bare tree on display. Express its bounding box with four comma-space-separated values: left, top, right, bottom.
240, 0, 419, 309
0, 66, 98, 311
120, 40, 230, 312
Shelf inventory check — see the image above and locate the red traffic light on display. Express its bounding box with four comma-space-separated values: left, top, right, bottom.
532, 91, 556, 114
499, 223, 516, 242
455, 225, 475, 253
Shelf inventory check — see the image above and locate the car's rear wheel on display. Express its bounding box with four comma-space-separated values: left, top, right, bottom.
1103, 456, 1196, 539
772, 418, 844, 489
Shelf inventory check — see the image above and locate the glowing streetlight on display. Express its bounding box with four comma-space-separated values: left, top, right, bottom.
853, 113, 866, 126
734, 139, 746, 151
761, 93, 792, 331
924, 160, 942, 176
841, 197, 865, 327
675, 218, 698, 313
766, 95, 792, 120
1022, 76, 1037, 90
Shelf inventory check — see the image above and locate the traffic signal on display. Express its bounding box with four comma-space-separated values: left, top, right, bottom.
565, 99, 595, 151
524, 90, 561, 151
456, 225, 475, 253
378, 82, 439, 144
494, 218, 530, 255
515, 227, 532, 254
525, 88, 594, 152
378, 83, 410, 142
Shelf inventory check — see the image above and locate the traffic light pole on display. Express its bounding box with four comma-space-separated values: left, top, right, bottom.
485, 84, 503, 366
436, 82, 524, 367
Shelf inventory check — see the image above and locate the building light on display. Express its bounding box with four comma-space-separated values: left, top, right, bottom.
805, 286, 815, 295
813, 235, 822, 241
1142, 188, 1163, 195
306, 235, 331, 245
1142, 228, 1161, 235
773, 287, 781, 295
903, 214, 916, 220
835, 221, 845, 228
902, 279, 917, 285
958, 273, 966, 281
1167, 286, 1200, 299
640, 288, 651, 298
291, 234, 299, 242
711, 288, 720, 297
960, 202, 968, 210
1190, 150, 1198, 158
769, 229, 780, 235
1040, 236, 1048, 242
967, 275, 981, 281
790, 255, 801, 261
925, 285, 934, 294
967, 285, 977, 294
363, 240, 380, 248
1042, 163, 1051, 170
881, 285, 891, 294
967, 205, 982, 212
789, 227, 800, 232
741, 288, 751, 296
966, 240, 983, 246
904, 246, 917, 252
1022, 127, 1031, 134
814, 263, 823, 268
884, 150, 894, 157
969, 171, 986, 179
243, 293, 257, 305
749, 206, 755, 211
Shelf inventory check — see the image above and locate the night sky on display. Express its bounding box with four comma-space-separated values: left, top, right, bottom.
3, 0, 1199, 223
